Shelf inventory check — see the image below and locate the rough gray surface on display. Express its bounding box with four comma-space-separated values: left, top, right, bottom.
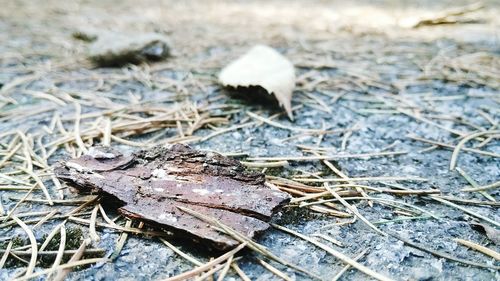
1, 0, 499, 280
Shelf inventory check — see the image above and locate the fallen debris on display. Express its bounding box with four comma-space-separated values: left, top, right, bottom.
470, 222, 500, 245
219, 45, 296, 120
77, 30, 171, 67
410, 2, 484, 28
55, 144, 290, 250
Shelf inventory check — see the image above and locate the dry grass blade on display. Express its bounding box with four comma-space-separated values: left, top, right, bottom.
176, 206, 321, 280
33, 209, 58, 228
0, 240, 13, 269
52, 238, 91, 281
259, 259, 293, 281
324, 183, 386, 236
39, 222, 64, 251
408, 135, 500, 158
98, 204, 119, 226
312, 234, 343, 247
73, 102, 89, 154
0, 173, 30, 185
331, 249, 368, 281
449, 130, 500, 170
13, 257, 105, 281
215, 255, 233, 281
161, 243, 246, 281
231, 262, 251, 281
317, 151, 372, 206
248, 151, 408, 162
454, 167, 495, 202
247, 111, 323, 133
159, 238, 202, 266
454, 238, 500, 260
12, 216, 38, 276
68, 216, 169, 237
193, 263, 226, 281
294, 176, 426, 183
2, 183, 37, 222
272, 224, 393, 281
387, 231, 499, 270
430, 196, 500, 228
110, 219, 132, 261
0, 143, 21, 168
19, 167, 54, 206
240, 160, 289, 168
89, 205, 100, 241
461, 180, 500, 192
47, 223, 66, 280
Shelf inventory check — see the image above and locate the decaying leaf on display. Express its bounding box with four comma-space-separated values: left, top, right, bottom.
470, 222, 500, 245
77, 30, 171, 67
219, 45, 295, 120
55, 144, 290, 250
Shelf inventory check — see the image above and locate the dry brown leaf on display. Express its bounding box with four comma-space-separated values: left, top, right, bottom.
219, 45, 295, 120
